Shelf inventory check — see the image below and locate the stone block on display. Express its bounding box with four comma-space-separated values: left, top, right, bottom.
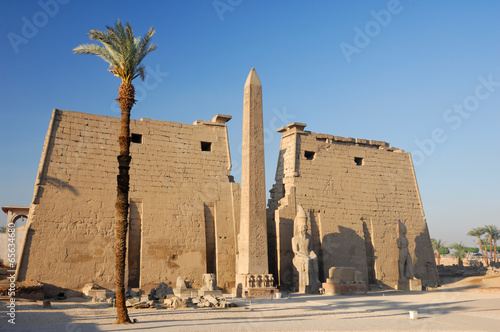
173, 288, 197, 298
328, 267, 357, 284
239, 287, 277, 299
322, 282, 367, 296
409, 278, 422, 291
88, 289, 106, 300
126, 297, 140, 307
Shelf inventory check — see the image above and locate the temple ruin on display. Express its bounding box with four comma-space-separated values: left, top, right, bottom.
15, 69, 439, 296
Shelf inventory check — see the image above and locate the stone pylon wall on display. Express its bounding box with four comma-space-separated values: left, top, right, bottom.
17, 110, 239, 294
268, 123, 439, 289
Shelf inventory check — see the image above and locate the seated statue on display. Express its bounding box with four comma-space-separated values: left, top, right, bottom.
397, 220, 416, 281
292, 205, 320, 291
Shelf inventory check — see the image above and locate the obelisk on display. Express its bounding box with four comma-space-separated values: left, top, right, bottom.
235, 68, 276, 297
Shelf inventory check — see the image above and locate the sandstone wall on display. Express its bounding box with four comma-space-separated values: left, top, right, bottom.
17, 110, 238, 294
268, 123, 439, 289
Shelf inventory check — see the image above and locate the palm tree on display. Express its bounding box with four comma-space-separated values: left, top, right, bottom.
467, 227, 488, 266
431, 238, 446, 265
492, 230, 499, 263
482, 225, 499, 265
450, 242, 467, 266
74, 20, 157, 325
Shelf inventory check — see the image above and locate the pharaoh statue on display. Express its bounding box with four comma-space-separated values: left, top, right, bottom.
397, 220, 416, 280
292, 205, 320, 292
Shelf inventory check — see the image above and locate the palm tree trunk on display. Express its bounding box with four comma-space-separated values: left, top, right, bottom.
478, 237, 489, 267
489, 235, 493, 265
436, 252, 441, 265
494, 241, 498, 263
114, 82, 135, 325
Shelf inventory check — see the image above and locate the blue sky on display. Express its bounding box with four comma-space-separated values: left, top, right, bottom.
1, 0, 499, 246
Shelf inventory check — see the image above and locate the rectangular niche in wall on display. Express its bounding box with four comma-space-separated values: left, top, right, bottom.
128, 199, 143, 288
131, 133, 142, 144
204, 203, 216, 274
354, 157, 364, 166
201, 141, 212, 151
304, 151, 315, 160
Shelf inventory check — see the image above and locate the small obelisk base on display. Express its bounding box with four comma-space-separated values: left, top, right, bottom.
232, 273, 278, 298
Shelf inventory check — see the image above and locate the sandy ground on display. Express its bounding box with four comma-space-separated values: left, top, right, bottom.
1, 276, 499, 332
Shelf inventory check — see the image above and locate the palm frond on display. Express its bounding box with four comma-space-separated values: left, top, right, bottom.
73, 44, 115, 65
74, 19, 157, 83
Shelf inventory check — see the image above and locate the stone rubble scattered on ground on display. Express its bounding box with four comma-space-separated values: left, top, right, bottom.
437, 264, 496, 277
98, 281, 236, 310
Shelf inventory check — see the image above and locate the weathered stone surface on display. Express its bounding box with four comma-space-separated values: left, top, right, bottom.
292, 205, 320, 293
201, 273, 217, 291
125, 297, 140, 307
173, 277, 196, 298
397, 278, 422, 291
82, 283, 106, 300
397, 221, 415, 281
322, 283, 368, 296
128, 288, 141, 297
234, 69, 278, 298
409, 278, 422, 291
323, 266, 366, 295
176, 277, 188, 290
156, 282, 172, 296
327, 267, 360, 284
163, 296, 187, 309
237, 68, 268, 275
132, 300, 153, 309
199, 273, 223, 296
17, 109, 239, 295
147, 282, 173, 300
148, 288, 156, 301
204, 294, 218, 306
14, 71, 438, 296
268, 123, 439, 289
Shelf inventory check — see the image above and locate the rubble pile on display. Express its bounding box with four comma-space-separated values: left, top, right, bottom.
485, 267, 500, 276
437, 264, 488, 277
191, 294, 229, 308
113, 281, 235, 310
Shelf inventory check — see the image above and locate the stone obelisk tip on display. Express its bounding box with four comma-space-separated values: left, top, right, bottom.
245, 68, 261, 87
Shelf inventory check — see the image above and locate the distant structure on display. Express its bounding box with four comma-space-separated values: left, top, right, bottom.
15, 69, 439, 296
0, 207, 29, 264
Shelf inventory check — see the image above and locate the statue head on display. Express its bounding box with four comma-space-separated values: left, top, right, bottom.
397, 220, 407, 237
202, 273, 216, 291
294, 205, 308, 237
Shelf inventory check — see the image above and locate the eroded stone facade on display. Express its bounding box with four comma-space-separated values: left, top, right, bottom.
267, 123, 439, 289
17, 110, 239, 294
15, 74, 439, 295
